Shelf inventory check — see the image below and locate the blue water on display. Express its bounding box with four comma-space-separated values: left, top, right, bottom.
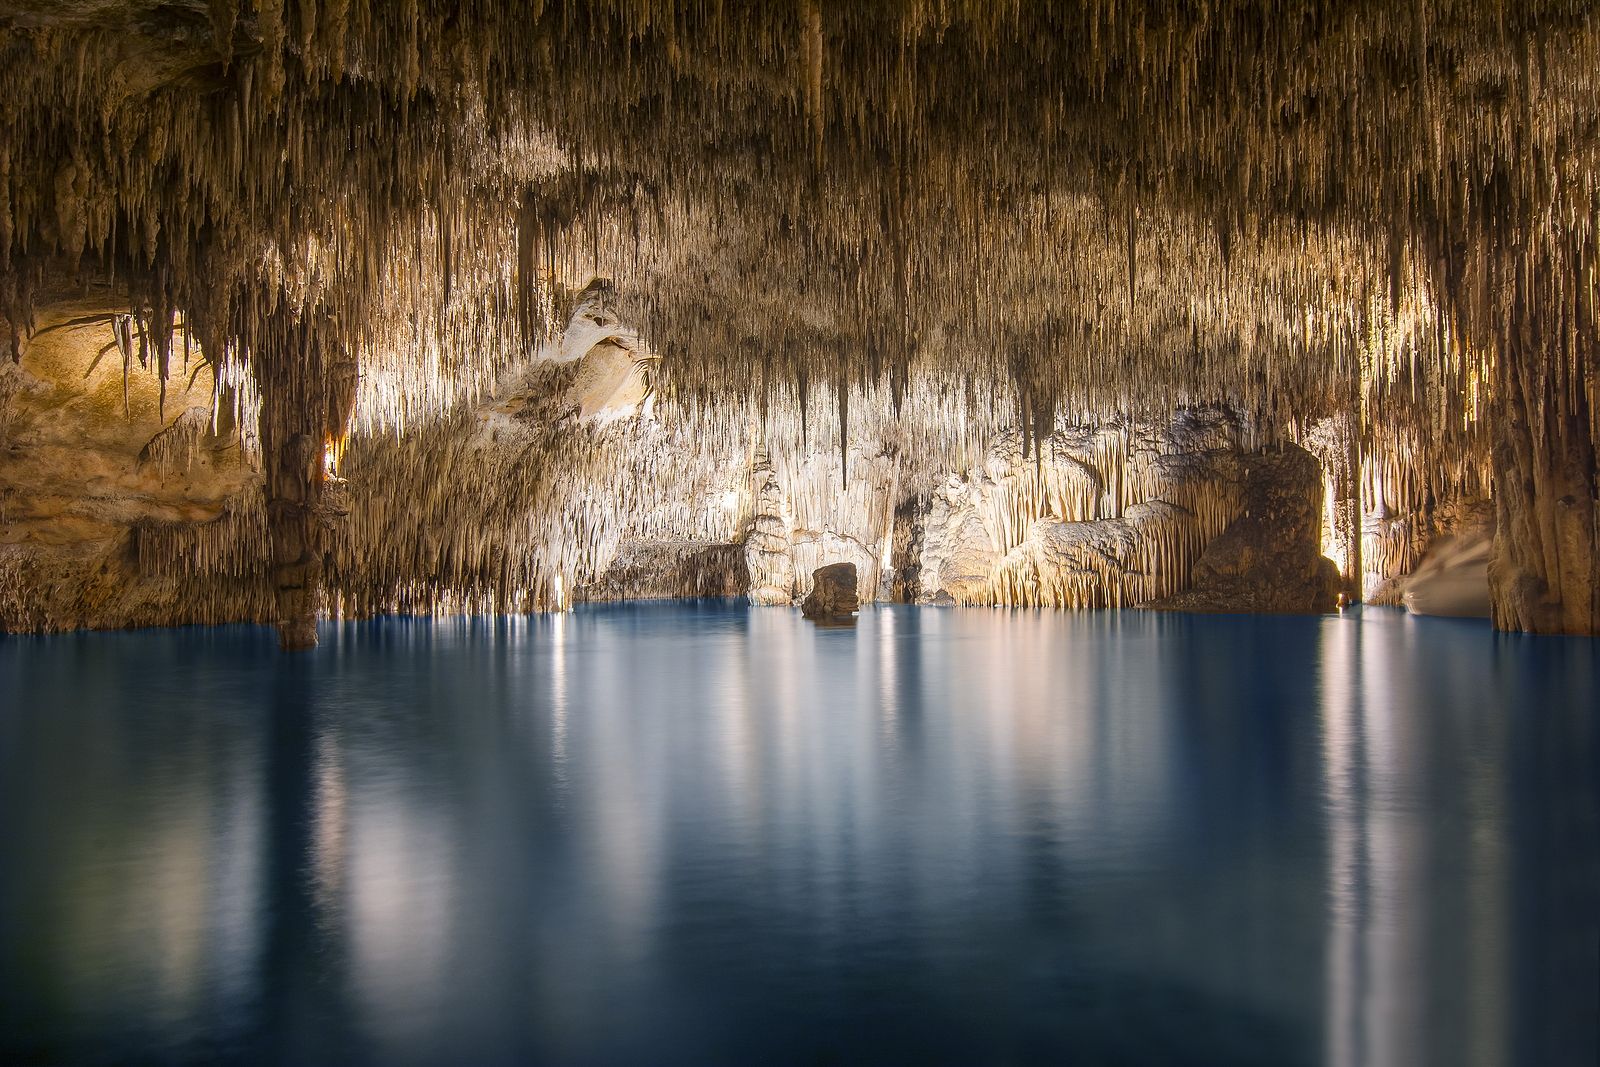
0, 604, 1596, 1066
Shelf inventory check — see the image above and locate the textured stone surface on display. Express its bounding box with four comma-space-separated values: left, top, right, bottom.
744, 455, 799, 605
1490, 363, 1598, 634
895, 411, 1248, 609
3, 331, 1346, 632
1148, 445, 1340, 615
578, 541, 749, 602
1298, 413, 1361, 598
0, 4, 1594, 636
0, 300, 267, 634
801, 563, 858, 619
1367, 497, 1494, 607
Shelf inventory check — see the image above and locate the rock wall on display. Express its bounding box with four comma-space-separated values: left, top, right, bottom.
1366, 496, 1495, 608
1298, 413, 1361, 599
1400, 508, 1493, 618
893, 411, 1255, 609
577, 542, 749, 602
1489, 319, 1598, 634
745, 447, 899, 606
0, 300, 267, 634
1353, 421, 1495, 608
1147, 446, 1341, 615
744, 454, 798, 605
0, 306, 1367, 632
2, 4, 1595, 637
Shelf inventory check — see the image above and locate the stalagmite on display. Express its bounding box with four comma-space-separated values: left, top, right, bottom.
1300, 413, 1362, 600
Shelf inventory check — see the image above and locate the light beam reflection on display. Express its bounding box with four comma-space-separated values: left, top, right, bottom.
0, 607, 1587, 1064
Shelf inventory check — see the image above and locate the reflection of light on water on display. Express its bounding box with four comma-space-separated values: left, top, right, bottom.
349, 795, 456, 1056
576, 612, 665, 969
979, 611, 1175, 864
550, 611, 569, 798
311, 727, 348, 914
50, 728, 265, 1048
1319, 618, 1361, 1067
1321, 614, 1507, 1067
714, 618, 755, 838
875, 606, 898, 740
1462, 737, 1508, 1067
1320, 616, 1424, 1067
8, 608, 1553, 1064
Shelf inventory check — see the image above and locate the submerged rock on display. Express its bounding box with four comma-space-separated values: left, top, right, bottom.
802, 563, 858, 620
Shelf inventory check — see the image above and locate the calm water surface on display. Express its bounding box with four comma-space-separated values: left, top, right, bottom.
1, 604, 1596, 1065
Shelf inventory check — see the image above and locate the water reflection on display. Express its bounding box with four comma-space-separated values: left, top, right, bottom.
0, 606, 1595, 1065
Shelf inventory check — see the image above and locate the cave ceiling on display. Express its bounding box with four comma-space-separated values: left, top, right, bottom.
0, 0, 1594, 460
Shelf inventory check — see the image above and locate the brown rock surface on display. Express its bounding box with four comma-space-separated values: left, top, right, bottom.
0, 299, 265, 634
801, 562, 858, 620
578, 541, 749, 601
1148, 445, 1340, 615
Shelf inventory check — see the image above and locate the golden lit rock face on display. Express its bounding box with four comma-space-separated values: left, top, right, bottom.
0, 2, 1595, 636
0, 298, 265, 631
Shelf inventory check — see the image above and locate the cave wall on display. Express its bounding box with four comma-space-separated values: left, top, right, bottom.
894, 411, 1254, 609
1489, 308, 1599, 634
3, 315, 1356, 632
0, 3, 1596, 639
1147, 446, 1341, 615
0, 288, 1511, 637
744, 447, 900, 606
0, 299, 269, 633
577, 541, 749, 602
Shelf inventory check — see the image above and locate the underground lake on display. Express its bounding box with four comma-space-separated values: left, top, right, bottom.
1, 603, 1595, 1065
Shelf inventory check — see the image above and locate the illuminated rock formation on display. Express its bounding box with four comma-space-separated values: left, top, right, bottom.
0, 3, 1594, 640
1403, 521, 1493, 619
1148, 447, 1342, 616
579, 542, 748, 602
897, 412, 1251, 609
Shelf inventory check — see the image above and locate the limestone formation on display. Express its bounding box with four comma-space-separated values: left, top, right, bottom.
1368, 498, 1495, 608
1403, 526, 1493, 619
896, 412, 1253, 610
0, 3, 1595, 638
744, 456, 798, 606
801, 563, 858, 621
578, 542, 748, 603
1149, 447, 1341, 616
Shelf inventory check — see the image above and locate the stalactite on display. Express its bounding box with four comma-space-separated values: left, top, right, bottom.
0, 1, 1593, 633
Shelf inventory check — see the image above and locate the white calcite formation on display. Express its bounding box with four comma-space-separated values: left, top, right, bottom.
897, 412, 1252, 609
0, 287, 1447, 634
743, 454, 798, 606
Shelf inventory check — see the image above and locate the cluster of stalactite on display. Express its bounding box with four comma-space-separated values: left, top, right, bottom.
329, 367, 743, 618
577, 541, 749, 602
132, 486, 269, 582
1356, 420, 1494, 599
990, 500, 1222, 612
903, 414, 1252, 610
0, 2, 1595, 637
328, 369, 1006, 618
